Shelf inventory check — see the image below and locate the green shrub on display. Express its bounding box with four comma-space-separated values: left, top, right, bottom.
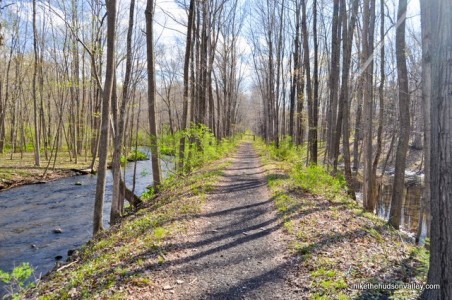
159, 124, 239, 174
0, 263, 35, 298
127, 150, 149, 162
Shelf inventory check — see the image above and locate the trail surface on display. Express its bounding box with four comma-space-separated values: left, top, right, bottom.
146, 142, 297, 299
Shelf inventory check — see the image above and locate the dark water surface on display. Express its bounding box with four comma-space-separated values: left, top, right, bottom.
0, 151, 174, 295
356, 173, 427, 242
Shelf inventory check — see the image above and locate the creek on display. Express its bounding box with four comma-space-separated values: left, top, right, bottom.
355, 171, 428, 242
0, 149, 174, 295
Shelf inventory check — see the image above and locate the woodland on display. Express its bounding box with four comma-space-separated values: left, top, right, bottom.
0, 0, 451, 298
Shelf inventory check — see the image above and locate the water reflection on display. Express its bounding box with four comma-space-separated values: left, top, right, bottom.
356, 177, 428, 243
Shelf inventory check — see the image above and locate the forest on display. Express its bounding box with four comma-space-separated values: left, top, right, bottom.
0, 0, 451, 299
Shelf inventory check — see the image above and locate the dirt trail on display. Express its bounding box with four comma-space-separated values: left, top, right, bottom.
149, 142, 297, 299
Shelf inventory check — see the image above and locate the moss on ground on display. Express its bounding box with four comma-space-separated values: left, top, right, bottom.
253, 138, 429, 300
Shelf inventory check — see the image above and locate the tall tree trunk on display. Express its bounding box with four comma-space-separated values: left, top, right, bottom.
32, 0, 40, 166
389, 0, 410, 229
327, 0, 341, 166
418, 0, 432, 245
289, 3, 300, 139
310, 0, 319, 164
110, 0, 136, 224
301, 0, 312, 156
338, 0, 359, 198
362, 0, 376, 211
178, 0, 195, 171
371, 0, 385, 205
93, 0, 116, 235
146, 0, 162, 190
421, 1, 452, 298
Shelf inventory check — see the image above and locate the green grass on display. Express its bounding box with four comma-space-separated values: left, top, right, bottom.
252, 136, 429, 299
26, 135, 239, 299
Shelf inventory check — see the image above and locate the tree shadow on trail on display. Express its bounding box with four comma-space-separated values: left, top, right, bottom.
207, 261, 293, 299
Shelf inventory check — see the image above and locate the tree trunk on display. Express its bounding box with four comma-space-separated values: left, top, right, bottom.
93, 0, 116, 236
32, 0, 41, 167
289, 3, 300, 139
338, 0, 359, 198
145, 0, 162, 190
421, 0, 452, 298
178, 0, 195, 171
110, 0, 136, 224
327, 0, 341, 166
362, 0, 376, 211
389, 0, 410, 229
310, 0, 319, 164
301, 0, 312, 157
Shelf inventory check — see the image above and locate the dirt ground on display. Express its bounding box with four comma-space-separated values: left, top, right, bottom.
132, 142, 299, 299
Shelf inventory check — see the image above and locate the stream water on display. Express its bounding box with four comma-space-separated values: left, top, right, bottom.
356, 172, 428, 242
0, 149, 174, 295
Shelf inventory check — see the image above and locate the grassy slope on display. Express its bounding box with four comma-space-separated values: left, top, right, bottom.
253, 139, 428, 300
25, 141, 238, 299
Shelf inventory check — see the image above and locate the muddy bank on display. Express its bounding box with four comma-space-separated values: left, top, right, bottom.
0, 169, 76, 191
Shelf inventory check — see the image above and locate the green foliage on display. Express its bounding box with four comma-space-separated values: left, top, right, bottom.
0, 263, 35, 298
310, 267, 348, 299
158, 124, 239, 174
141, 186, 156, 200
268, 136, 299, 161
410, 244, 430, 278
127, 150, 149, 162
292, 164, 348, 202
153, 227, 167, 241
159, 125, 178, 156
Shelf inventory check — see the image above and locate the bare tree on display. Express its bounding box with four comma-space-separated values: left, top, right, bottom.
93, 0, 116, 235
32, 0, 41, 166
145, 0, 162, 190
178, 0, 195, 171
389, 0, 410, 229
361, 0, 377, 211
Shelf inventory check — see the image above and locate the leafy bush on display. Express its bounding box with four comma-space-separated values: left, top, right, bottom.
159, 126, 178, 156
127, 150, 149, 162
159, 124, 240, 174
0, 263, 35, 298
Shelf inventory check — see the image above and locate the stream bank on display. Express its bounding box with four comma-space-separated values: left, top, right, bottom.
0, 150, 174, 297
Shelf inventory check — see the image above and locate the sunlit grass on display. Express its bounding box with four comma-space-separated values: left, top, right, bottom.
253, 137, 429, 299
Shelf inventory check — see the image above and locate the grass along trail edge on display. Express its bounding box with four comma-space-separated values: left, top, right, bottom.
253, 138, 429, 299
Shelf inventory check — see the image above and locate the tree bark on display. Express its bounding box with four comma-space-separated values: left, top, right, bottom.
93, 0, 116, 235
301, 0, 312, 159
289, 3, 300, 140
110, 0, 136, 225
32, 0, 41, 167
362, 0, 376, 211
146, 0, 162, 190
389, 0, 410, 229
338, 0, 359, 199
421, 0, 452, 297
327, 0, 341, 166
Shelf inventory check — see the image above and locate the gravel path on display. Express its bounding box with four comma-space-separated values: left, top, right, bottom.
150, 142, 298, 299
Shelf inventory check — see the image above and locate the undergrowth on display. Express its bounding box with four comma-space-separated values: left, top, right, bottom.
253, 137, 429, 300
158, 124, 241, 173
